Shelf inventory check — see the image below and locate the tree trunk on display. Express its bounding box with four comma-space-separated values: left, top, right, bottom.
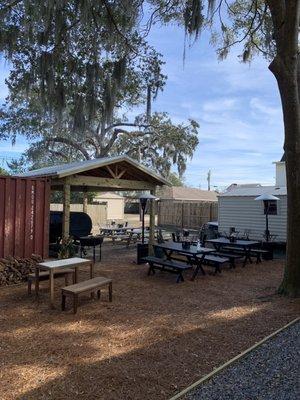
146, 85, 151, 123
269, 55, 300, 297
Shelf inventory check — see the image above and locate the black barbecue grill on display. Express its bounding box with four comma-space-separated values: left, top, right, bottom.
49, 211, 103, 262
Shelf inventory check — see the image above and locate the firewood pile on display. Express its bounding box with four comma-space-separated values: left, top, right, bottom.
0, 254, 43, 286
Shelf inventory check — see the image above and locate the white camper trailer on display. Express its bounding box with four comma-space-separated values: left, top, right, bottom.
218, 157, 287, 242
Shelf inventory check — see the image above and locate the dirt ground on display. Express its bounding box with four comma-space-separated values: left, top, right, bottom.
0, 244, 299, 400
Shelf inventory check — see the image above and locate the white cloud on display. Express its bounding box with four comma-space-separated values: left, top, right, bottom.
202, 98, 238, 112
250, 97, 282, 120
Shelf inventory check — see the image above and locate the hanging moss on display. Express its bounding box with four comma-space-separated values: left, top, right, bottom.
184, 0, 204, 39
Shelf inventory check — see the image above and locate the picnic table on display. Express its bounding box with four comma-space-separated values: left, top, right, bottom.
100, 226, 135, 235
154, 242, 214, 280
111, 228, 163, 247
35, 257, 94, 308
206, 238, 260, 266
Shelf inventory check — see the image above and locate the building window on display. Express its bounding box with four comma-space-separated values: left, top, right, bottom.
264, 200, 278, 215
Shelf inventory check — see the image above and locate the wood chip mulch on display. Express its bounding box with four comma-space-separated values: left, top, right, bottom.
0, 244, 299, 400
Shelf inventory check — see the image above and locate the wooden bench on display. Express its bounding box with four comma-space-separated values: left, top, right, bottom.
61, 276, 112, 314
221, 246, 245, 254
201, 255, 230, 274
250, 248, 270, 263
111, 234, 130, 244
111, 233, 138, 247
27, 269, 75, 295
142, 256, 192, 283
221, 246, 271, 264
211, 252, 243, 268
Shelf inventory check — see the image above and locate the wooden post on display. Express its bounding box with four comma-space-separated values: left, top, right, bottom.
149, 187, 156, 255
83, 191, 88, 213
62, 177, 71, 239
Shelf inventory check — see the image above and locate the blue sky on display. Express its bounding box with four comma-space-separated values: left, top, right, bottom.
0, 21, 284, 189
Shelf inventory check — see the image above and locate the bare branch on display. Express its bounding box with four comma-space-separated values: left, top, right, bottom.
48, 149, 69, 161
46, 137, 91, 160
105, 122, 150, 132
102, 0, 139, 55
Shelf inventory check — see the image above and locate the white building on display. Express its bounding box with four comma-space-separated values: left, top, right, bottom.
218, 156, 287, 242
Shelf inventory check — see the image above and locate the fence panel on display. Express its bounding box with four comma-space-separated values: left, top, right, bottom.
158, 200, 218, 230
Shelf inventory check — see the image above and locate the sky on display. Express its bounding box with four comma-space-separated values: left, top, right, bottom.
0, 20, 284, 190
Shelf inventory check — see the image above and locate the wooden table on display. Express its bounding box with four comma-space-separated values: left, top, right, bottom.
206, 238, 260, 266
154, 242, 214, 280
35, 257, 94, 308
100, 226, 135, 235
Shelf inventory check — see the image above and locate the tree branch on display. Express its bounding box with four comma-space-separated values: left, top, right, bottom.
218, 0, 259, 54
105, 122, 150, 132
46, 137, 91, 160
0, 0, 22, 15
102, 0, 138, 55
48, 149, 69, 161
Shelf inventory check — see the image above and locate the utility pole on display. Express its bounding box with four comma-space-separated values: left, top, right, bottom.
207, 170, 211, 191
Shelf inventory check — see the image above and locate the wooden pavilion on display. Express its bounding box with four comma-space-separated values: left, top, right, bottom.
19, 156, 170, 247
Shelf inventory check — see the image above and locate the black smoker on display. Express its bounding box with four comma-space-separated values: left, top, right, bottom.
49, 211, 103, 261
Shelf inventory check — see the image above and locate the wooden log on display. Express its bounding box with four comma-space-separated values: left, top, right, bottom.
0, 255, 43, 286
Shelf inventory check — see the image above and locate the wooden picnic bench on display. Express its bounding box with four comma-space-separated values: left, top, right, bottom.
211, 251, 244, 268
250, 248, 270, 263
201, 254, 230, 274
111, 232, 138, 247
36, 257, 94, 308
222, 246, 248, 254
206, 238, 260, 267
143, 256, 192, 283
27, 269, 75, 295
222, 246, 270, 264
61, 276, 112, 314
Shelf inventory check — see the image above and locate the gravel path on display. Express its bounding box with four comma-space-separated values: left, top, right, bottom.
184, 320, 300, 400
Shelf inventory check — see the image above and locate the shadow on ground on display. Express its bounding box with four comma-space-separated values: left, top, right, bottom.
0, 244, 299, 400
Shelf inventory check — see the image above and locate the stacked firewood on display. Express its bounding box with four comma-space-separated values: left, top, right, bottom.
0, 254, 43, 286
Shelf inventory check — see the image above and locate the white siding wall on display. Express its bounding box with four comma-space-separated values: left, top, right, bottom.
275, 163, 286, 187
218, 196, 287, 242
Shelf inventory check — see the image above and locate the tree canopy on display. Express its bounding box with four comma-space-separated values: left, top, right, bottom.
0, 166, 9, 175
0, 0, 199, 176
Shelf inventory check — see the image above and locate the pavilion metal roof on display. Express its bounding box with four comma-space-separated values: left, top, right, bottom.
18, 155, 170, 186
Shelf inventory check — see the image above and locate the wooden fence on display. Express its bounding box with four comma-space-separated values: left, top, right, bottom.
157, 200, 218, 230
50, 203, 107, 233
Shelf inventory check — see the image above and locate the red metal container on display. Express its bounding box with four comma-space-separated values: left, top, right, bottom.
0, 176, 50, 259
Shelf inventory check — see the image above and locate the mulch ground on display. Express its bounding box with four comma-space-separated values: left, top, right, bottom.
0, 244, 299, 400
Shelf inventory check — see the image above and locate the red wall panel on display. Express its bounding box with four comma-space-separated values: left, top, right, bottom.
0, 176, 50, 259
